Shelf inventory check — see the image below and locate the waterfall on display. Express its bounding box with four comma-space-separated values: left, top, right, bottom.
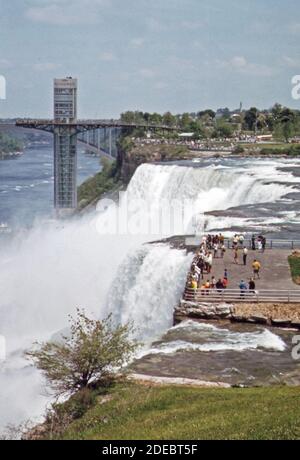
107, 244, 193, 343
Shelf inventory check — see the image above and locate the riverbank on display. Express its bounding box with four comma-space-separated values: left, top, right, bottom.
0, 151, 23, 160
25, 382, 300, 440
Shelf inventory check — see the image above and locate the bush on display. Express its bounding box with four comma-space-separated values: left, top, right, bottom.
233, 145, 245, 154
26, 310, 139, 397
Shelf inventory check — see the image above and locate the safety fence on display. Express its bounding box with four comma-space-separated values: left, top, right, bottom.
184, 288, 300, 304
223, 239, 300, 250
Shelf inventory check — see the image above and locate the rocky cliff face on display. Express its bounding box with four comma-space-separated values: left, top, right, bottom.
119, 143, 191, 183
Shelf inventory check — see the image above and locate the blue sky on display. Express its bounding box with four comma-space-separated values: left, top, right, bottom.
0, 0, 300, 118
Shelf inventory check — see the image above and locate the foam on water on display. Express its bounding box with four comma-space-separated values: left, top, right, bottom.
145, 321, 286, 355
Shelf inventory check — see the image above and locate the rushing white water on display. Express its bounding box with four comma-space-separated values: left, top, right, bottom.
146, 321, 286, 355
0, 158, 297, 430
107, 244, 192, 343
124, 162, 297, 234
127, 162, 295, 212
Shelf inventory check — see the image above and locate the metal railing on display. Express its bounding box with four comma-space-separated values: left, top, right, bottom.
223, 239, 300, 250
183, 288, 300, 304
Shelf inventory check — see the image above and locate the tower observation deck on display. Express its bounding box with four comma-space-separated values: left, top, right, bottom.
53, 77, 78, 212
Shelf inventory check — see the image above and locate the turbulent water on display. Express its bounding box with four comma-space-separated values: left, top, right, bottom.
1, 155, 300, 429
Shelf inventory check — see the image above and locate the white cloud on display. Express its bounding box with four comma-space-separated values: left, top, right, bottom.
33, 62, 61, 72
0, 59, 13, 70
218, 56, 275, 77
288, 23, 300, 34
99, 52, 116, 62
283, 56, 300, 69
130, 38, 145, 48
139, 68, 156, 79
231, 56, 248, 68
25, 0, 108, 26
181, 20, 203, 30
154, 81, 167, 90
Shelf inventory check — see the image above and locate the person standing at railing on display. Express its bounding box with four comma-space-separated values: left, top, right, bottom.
233, 248, 239, 264
252, 259, 261, 279
251, 234, 256, 251
191, 279, 198, 299
239, 280, 248, 298
216, 279, 225, 293
206, 252, 213, 274
249, 278, 256, 295
223, 277, 228, 289
243, 247, 248, 266
257, 239, 263, 252
204, 280, 211, 295
220, 243, 226, 258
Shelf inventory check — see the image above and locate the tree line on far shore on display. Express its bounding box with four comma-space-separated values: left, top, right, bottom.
0, 132, 22, 155
120, 104, 300, 142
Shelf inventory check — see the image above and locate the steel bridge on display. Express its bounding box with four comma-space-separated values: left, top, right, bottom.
15, 118, 178, 215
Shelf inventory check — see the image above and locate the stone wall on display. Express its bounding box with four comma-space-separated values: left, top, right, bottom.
175, 300, 300, 329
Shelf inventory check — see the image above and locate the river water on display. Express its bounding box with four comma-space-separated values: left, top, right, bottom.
0, 145, 102, 229
1, 153, 300, 431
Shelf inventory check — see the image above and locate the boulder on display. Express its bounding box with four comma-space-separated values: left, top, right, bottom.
231, 315, 248, 323
250, 315, 268, 325
271, 318, 292, 328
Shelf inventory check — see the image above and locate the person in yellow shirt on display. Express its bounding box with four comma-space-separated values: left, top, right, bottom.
252, 259, 261, 279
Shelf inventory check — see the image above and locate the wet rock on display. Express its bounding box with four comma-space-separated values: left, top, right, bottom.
271, 318, 292, 328
250, 315, 268, 325
231, 314, 248, 323
215, 304, 232, 318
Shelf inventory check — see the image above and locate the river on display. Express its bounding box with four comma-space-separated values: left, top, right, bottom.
1, 153, 300, 431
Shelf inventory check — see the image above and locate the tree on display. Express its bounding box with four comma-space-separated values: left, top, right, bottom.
212, 121, 234, 138
149, 112, 163, 125
180, 112, 192, 130
279, 108, 296, 142
120, 111, 136, 124
197, 109, 216, 120
162, 111, 176, 127
243, 107, 259, 131
190, 120, 206, 138
26, 310, 138, 397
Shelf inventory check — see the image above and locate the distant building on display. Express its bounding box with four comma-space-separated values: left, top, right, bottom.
54, 77, 77, 122
178, 132, 194, 139
256, 134, 273, 142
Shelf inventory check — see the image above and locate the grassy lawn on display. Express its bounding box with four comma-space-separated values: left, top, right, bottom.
288, 255, 300, 285
237, 143, 300, 156
56, 383, 300, 440
238, 143, 288, 149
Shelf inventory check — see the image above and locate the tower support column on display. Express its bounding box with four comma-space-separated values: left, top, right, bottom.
54, 126, 78, 214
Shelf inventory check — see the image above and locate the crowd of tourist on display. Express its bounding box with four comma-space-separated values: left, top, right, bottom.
185, 233, 265, 300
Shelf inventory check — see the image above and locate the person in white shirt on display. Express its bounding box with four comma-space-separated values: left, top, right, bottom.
243, 247, 248, 266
